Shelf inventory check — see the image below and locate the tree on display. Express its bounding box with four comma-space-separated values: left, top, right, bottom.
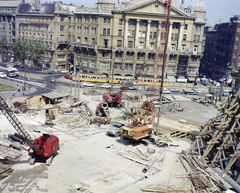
0, 36, 7, 61
13, 38, 47, 67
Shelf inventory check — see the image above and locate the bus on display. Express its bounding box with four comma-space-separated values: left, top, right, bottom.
9, 68, 19, 76
0, 67, 16, 77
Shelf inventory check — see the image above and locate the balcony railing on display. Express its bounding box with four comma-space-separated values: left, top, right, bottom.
57, 40, 70, 44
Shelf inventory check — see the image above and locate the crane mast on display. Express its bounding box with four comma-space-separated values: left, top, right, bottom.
0, 95, 36, 149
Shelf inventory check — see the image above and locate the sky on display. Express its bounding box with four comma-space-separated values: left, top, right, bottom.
32, 0, 239, 26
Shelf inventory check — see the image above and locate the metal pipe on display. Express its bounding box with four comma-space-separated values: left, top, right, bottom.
142, 148, 165, 173
213, 167, 240, 193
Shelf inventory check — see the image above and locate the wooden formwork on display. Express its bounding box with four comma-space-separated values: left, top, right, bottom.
188, 90, 240, 181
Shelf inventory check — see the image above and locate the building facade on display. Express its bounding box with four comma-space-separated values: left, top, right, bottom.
16, 1, 56, 68
0, 0, 22, 62
53, 0, 206, 81
201, 15, 240, 80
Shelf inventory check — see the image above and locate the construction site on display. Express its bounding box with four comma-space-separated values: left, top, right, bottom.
0, 0, 240, 192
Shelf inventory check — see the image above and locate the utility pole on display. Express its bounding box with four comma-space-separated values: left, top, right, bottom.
156, 0, 171, 136
109, 58, 117, 89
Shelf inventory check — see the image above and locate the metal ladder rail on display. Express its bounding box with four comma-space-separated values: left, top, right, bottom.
116, 66, 145, 100
0, 96, 34, 144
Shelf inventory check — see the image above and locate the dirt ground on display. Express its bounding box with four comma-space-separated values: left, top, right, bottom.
0, 90, 206, 193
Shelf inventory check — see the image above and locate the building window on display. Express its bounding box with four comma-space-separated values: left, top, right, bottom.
107, 29, 110, 35
115, 52, 122, 59
194, 35, 197, 41
139, 42, 144, 49
84, 27, 89, 34
102, 50, 109, 57
60, 35, 64, 41
132, 30, 135, 37
181, 45, 186, 52
60, 16, 64, 21
100, 62, 110, 69
60, 26, 64, 31
104, 18, 110, 23
139, 31, 142, 38
153, 32, 157, 38
167, 66, 175, 73
57, 55, 65, 60
150, 43, 154, 50
103, 28, 106, 35
147, 65, 153, 72
85, 37, 88, 44
85, 17, 89, 23
104, 39, 108, 48
118, 29, 122, 36
92, 28, 96, 34
117, 40, 122, 47
171, 44, 175, 51
127, 30, 131, 36
119, 19, 122, 25
114, 63, 122, 69
128, 19, 136, 26
78, 37, 81, 42
183, 34, 187, 41
128, 41, 133, 48
142, 31, 146, 38
125, 63, 133, 70
92, 17, 97, 23
169, 55, 176, 62
193, 46, 198, 53
184, 24, 188, 30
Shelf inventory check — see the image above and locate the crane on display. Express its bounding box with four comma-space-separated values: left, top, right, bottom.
0, 95, 59, 165
120, 0, 172, 140
103, 63, 146, 107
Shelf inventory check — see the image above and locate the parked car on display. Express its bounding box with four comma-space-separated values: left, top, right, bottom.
64, 74, 72, 79
83, 82, 95, 87
0, 72, 7, 79
106, 121, 125, 137
102, 84, 111, 88
50, 77, 55, 82
192, 88, 202, 94
61, 70, 69, 74
46, 70, 55, 74
169, 87, 180, 92
162, 88, 171, 94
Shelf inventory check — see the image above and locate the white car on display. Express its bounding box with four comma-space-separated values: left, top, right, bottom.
83, 82, 95, 87
102, 84, 111, 89
0, 72, 7, 78
162, 88, 171, 94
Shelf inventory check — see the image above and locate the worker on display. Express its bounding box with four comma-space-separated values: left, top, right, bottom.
98, 118, 102, 127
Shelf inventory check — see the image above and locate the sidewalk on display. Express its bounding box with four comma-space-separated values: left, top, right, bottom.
0, 78, 37, 99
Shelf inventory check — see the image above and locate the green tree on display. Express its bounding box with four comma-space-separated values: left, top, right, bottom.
0, 36, 7, 61
13, 38, 47, 67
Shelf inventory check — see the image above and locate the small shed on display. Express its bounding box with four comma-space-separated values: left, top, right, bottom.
41, 104, 60, 119
41, 92, 63, 105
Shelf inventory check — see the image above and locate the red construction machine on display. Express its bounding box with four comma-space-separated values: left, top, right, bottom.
103, 64, 145, 107
0, 95, 59, 165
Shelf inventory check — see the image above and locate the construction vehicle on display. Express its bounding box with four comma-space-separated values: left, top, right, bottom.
120, 114, 154, 140
0, 95, 59, 165
103, 64, 145, 107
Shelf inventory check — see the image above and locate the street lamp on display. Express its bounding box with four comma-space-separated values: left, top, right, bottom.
109, 58, 118, 89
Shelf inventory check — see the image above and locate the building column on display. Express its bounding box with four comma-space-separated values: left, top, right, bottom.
135, 19, 140, 48
177, 22, 184, 51
124, 19, 129, 48
146, 20, 151, 49
167, 22, 172, 50
133, 51, 137, 70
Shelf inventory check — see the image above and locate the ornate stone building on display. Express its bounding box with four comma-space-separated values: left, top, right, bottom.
201, 15, 240, 80
55, 0, 206, 80
0, 0, 22, 62
16, 1, 56, 68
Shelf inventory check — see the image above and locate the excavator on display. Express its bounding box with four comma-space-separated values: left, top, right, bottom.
0, 95, 59, 165
103, 63, 146, 107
